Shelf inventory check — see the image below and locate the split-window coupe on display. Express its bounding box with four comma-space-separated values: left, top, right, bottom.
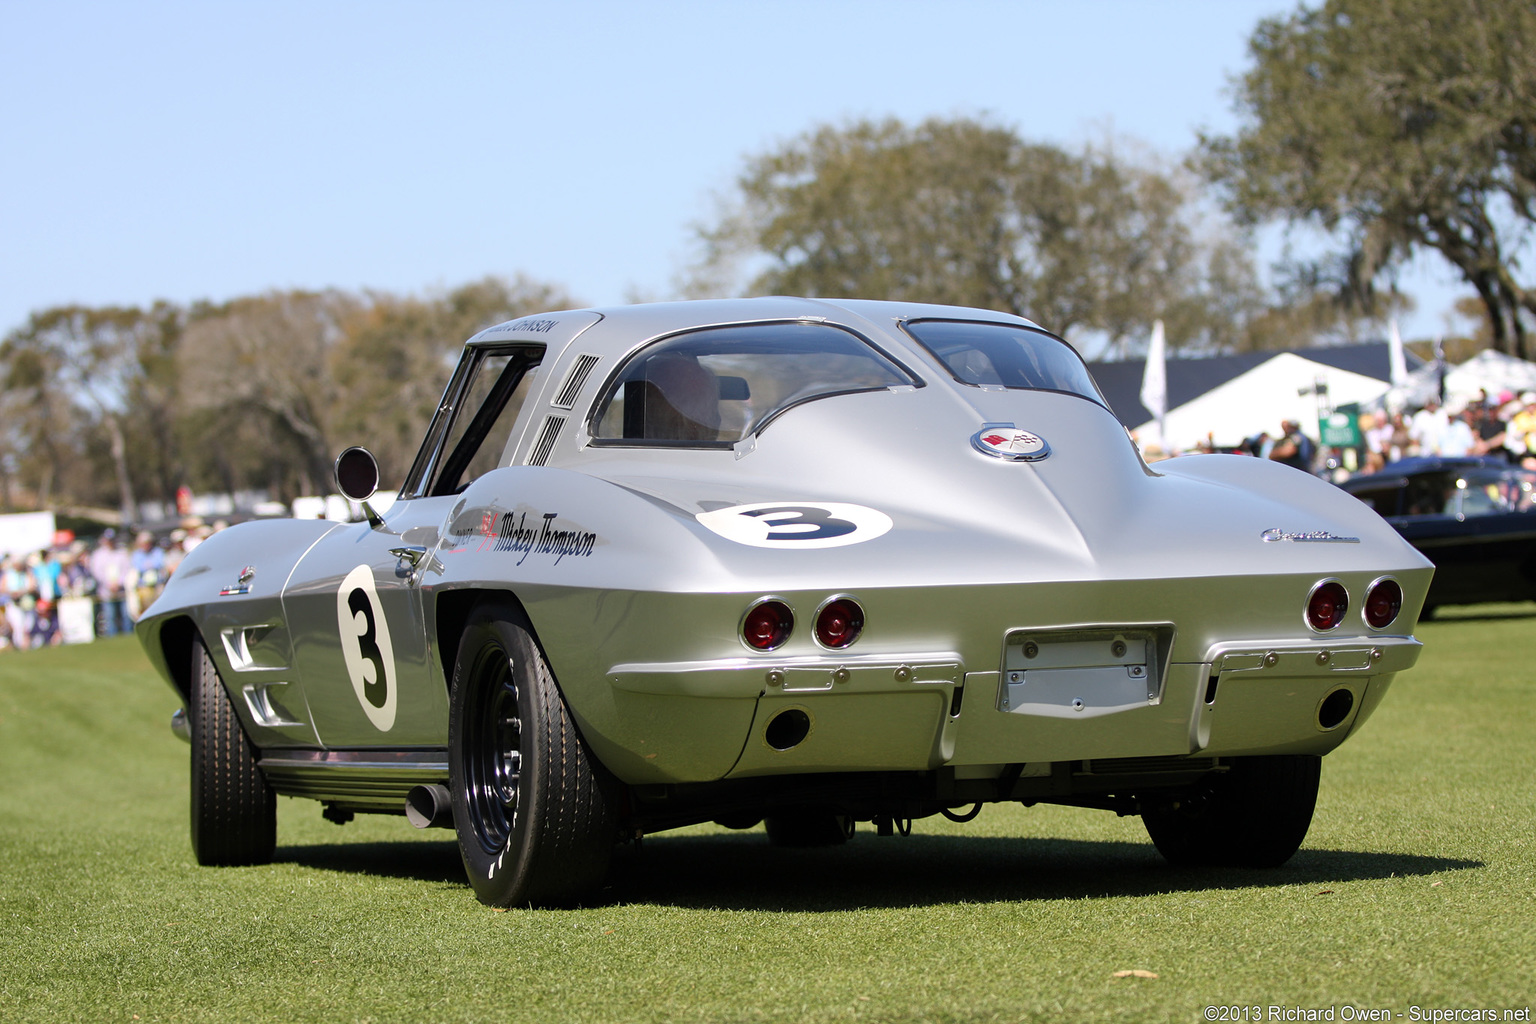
136, 298, 1432, 906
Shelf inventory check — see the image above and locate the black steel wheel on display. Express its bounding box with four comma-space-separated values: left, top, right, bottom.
1142, 755, 1321, 868
448, 603, 617, 907
189, 636, 276, 865
764, 812, 854, 847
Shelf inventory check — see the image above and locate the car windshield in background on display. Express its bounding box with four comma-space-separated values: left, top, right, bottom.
902, 319, 1106, 406
1457, 468, 1536, 515
592, 321, 919, 445
1347, 466, 1536, 518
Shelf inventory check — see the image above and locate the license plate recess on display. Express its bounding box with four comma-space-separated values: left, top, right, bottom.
998, 626, 1171, 719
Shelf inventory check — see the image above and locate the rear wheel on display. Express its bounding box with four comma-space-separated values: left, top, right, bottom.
448, 604, 617, 907
764, 812, 854, 847
189, 637, 276, 865
1142, 755, 1320, 868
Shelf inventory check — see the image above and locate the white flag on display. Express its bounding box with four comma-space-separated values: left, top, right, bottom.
1139, 320, 1167, 449
1388, 318, 1408, 387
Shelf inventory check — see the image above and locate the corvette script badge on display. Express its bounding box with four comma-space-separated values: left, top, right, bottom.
971, 424, 1051, 462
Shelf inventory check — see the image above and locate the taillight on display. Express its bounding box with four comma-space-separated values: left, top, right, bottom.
1306, 580, 1349, 631
1364, 578, 1403, 629
742, 600, 793, 651
814, 598, 864, 649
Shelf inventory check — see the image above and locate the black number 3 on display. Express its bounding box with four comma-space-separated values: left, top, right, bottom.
742, 505, 857, 541
348, 587, 389, 708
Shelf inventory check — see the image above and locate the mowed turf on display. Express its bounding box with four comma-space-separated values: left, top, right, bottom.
1, 609, 1533, 1024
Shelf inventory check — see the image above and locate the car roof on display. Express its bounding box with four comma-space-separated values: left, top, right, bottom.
1339, 455, 1510, 491
466, 296, 1045, 359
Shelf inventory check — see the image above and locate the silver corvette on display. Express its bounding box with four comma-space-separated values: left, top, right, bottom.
136, 297, 1432, 906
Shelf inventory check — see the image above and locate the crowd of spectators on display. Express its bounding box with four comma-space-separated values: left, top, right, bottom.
0, 522, 224, 652
1174, 389, 1536, 481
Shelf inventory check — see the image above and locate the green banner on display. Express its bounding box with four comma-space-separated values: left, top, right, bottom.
1318, 410, 1361, 448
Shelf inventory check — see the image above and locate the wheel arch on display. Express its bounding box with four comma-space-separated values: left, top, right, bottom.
153, 614, 199, 703
434, 587, 538, 693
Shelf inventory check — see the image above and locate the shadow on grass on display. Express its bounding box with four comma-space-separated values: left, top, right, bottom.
274, 832, 1479, 910
608, 834, 1480, 911
277, 839, 464, 885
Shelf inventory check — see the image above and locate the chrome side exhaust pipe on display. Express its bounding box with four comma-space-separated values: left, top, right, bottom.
171, 708, 191, 743
405, 784, 454, 829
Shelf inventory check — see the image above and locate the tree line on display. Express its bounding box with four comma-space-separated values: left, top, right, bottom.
5, 0, 1529, 517
0, 277, 575, 518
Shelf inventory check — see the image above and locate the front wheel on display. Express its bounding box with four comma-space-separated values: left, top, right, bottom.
190, 637, 276, 865
1142, 755, 1320, 868
448, 604, 617, 907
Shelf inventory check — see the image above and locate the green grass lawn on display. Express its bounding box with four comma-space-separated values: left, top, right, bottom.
2, 608, 1533, 1023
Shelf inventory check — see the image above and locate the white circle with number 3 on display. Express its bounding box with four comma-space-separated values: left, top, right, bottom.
696, 502, 892, 549
337, 564, 397, 731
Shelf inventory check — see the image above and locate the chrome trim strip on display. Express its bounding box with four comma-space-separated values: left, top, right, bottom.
259, 749, 448, 771
258, 749, 450, 809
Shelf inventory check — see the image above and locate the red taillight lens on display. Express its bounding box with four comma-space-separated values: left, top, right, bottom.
814, 598, 864, 649
742, 600, 793, 650
1306, 581, 1349, 631
1364, 578, 1403, 629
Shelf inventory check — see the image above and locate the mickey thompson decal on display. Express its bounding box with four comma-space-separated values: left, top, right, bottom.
458, 509, 598, 565
337, 564, 398, 731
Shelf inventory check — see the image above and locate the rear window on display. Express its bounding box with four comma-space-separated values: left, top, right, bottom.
902, 319, 1105, 406
591, 321, 918, 446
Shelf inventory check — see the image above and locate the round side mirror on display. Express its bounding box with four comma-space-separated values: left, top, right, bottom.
334, 446, 380, 502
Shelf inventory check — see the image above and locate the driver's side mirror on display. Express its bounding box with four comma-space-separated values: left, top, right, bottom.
334, 446, 385, 528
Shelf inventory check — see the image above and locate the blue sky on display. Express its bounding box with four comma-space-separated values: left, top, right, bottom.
0, 1, 1470, 347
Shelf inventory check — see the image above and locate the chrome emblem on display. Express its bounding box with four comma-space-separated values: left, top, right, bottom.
1261, 528, 1360, 544
972, 424, 1050, 462
219, 566, 257, 596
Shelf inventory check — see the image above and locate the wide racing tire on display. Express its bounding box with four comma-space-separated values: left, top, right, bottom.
189, 637, 277, 866
1142, 755, 1321, 868
448, 603, 617, 907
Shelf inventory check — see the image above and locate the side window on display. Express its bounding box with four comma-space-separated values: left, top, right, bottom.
425, 351, 542, 496
1402, 473, 1457, 517
1347, 483, 1404, 515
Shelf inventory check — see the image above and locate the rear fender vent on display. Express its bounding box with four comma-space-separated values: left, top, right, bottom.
526, 415, 566, 466
552, 354, 600, 409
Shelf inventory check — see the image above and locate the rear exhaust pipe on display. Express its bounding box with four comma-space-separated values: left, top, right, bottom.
405, 784, 453, 829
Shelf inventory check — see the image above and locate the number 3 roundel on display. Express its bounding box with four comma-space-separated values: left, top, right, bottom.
696, 502, 892, 549
337, 564, 397, 731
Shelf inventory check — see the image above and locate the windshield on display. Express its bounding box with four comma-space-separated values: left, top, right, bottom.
902, 319, 1106, 406
591, 321, 919, 445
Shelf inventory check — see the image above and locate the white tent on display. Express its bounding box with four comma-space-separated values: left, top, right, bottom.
1444, 349, 1536, 402
1129, 352, 1392, 451
1373, 349, 1536, 412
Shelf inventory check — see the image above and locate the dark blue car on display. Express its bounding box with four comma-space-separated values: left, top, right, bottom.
1339, 456, 1536, 613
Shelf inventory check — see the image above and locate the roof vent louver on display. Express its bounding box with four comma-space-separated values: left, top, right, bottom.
552, 354, 600, 409
527, 415, 566, 467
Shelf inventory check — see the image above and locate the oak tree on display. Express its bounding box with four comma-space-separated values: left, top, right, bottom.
689, 117, 1265, 355
1202, 0, 1536, 358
